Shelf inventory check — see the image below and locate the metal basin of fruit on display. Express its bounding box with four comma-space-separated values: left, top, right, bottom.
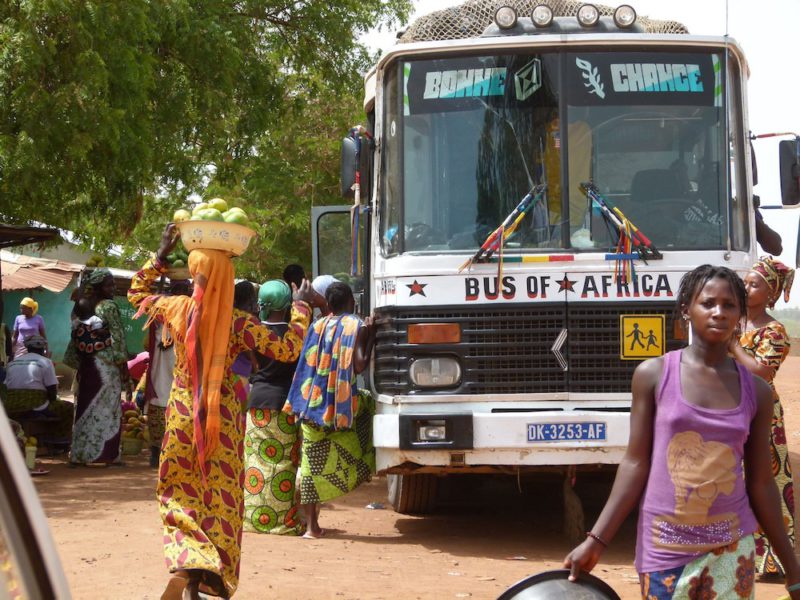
176, 220, 257, 257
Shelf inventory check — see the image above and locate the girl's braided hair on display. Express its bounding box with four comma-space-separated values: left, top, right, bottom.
676, 264, 747, 319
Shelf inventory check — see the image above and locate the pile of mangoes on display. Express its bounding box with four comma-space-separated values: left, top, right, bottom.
122, 407, 150, 444
165, 244, 190, 268
173, 197, 251, 227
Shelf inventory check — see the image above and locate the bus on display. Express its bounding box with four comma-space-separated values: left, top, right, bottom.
313, 0, 800, 522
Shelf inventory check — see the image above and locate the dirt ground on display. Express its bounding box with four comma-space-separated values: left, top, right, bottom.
34, 357, 800, 599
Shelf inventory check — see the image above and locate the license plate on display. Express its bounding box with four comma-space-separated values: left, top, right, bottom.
527, 422, 607, 442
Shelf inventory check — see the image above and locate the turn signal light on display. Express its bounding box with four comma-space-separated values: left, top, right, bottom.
408, 323, 461, 344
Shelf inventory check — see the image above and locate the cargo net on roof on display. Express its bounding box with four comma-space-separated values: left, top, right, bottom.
399, 0, 688, 43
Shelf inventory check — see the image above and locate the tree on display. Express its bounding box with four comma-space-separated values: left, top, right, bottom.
0, 0, 410, 251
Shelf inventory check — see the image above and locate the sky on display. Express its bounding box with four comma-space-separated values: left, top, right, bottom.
362, 0, 800, 307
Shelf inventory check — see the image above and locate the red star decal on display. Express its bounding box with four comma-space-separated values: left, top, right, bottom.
557, 274, 577, 293
407, 280, 427, 297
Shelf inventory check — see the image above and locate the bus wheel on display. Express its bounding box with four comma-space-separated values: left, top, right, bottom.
387, 473, 438, 514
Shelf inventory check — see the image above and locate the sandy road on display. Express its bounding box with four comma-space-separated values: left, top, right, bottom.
35, 357, 800, 599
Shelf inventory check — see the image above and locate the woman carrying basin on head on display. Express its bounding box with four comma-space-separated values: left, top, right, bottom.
129, 224, 313, 599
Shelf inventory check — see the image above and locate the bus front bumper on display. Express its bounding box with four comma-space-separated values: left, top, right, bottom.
373, 410, 630, 472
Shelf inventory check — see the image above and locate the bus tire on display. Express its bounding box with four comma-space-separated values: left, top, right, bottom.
387, 473, 438, 514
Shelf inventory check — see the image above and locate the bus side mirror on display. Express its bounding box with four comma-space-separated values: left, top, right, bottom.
779, 138, 800, 206
340, 137, 358, 199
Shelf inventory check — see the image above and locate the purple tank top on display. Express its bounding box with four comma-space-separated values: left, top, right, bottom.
635, 349, 759, 573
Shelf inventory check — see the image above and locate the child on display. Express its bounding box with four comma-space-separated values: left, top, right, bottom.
730, 256, 795, 578
284, 281, 376, 539
564, 265, 800, 599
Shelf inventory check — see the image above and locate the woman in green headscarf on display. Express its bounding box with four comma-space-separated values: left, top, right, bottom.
65, 268, 130, 465
242, 280, 306, 535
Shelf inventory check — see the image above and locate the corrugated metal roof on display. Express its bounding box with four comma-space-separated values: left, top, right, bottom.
0, 251, 83, 293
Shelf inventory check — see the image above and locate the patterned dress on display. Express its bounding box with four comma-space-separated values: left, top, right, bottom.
641, 536, 756, 599
243, 409, 303, 535
739, 322, 794, 577
128, 259, 310, 597
66, 299, 128, 464
285, 315, 375, 504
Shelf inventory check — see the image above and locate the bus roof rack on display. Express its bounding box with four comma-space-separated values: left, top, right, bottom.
398, 0, 689, 43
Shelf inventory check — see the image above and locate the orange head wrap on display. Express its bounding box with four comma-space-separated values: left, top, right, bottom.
185, 249, 234, 474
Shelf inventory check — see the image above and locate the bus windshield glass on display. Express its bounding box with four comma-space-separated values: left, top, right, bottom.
380, 50, 740, 255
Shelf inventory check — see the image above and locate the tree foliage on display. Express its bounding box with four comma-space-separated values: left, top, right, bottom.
0, 0, 410, 265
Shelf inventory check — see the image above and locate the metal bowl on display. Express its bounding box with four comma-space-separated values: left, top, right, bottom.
497, 569, 621, 600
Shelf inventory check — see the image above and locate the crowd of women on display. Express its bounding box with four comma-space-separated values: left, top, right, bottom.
127, 223, 376, 599
1, 220, 797, 599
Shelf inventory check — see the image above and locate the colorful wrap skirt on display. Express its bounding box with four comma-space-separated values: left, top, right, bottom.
4, 390, 73, 440
753, 394, 795, 576
147, 404, 167, 449
243, 407, 303, 535
70, 356, 122, 464
299, 390, 375, 505
4, 388, 48, 413
158, 385, 245, 597
640, 535, 756, 599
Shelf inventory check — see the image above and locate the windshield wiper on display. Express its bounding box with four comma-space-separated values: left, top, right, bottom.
580, 182, 662, 261
458, 184, 547, 272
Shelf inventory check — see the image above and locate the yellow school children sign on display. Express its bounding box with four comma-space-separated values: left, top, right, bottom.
619, 314, 665, 360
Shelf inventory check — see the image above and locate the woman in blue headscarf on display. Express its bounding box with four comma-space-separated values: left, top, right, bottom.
242, 280, 306, 535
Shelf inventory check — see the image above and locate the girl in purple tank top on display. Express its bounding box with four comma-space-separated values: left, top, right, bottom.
564, 265, 800, 599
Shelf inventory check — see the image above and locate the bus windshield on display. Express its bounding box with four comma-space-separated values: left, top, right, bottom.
380, 49, 744, 255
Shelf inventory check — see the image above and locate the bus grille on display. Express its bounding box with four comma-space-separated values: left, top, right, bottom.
373, 302, 680, 396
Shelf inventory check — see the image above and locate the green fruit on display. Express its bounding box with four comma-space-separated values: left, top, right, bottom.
207, 197, 228, 213
172, 259, 185, 268
197, 208, 224, 222
173, 209, 191, 223
192, 202, 209, 215
223, 211, 250, 226
166, 253, 177, 263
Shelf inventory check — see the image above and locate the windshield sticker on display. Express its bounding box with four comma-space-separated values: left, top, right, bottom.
576, 57, 606, 99
514, 58, 542, 101
610, 63, 703, 93
422, 68, 506, 99
404, 55, 557, 115
568, 52, 718, 107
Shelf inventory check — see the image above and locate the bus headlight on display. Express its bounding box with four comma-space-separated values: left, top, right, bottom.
409, 357, 461, 388
613, 4, 637, 28
494, 6, 518, 29
531, 5, 554, 27
577, 3, 600, 27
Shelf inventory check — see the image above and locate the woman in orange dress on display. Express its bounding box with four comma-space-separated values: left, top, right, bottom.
129, 224, 313, 599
